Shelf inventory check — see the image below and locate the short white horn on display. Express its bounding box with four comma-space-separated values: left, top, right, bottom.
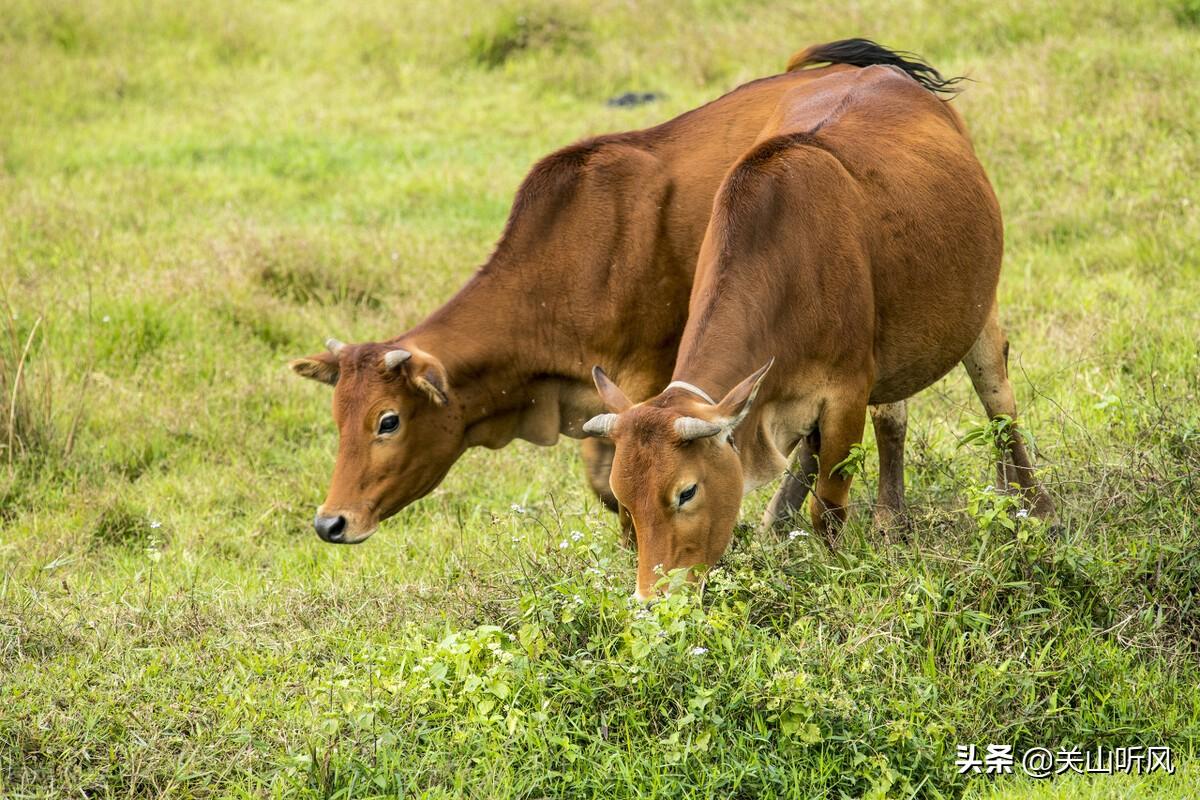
674, 416, 723, 441
325, 338, 346, 355
582, 413, 619, 438
384, 349, 412, 370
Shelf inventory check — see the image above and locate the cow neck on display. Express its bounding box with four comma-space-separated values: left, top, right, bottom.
403, 258, 602, 449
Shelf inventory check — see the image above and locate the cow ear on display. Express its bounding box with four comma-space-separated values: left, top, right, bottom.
414, 362, 449, 407
289, 352, 339, 385
591, 366, 633, 413
384, 346, 449, 407
714, 359, 774, 430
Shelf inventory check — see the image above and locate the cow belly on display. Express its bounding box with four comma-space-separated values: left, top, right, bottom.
864, 187, 1002, 404
869, 344, 970, 405
868, 296, 994, 405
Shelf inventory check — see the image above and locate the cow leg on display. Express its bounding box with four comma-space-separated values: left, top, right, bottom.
766, 401, 908, 537
870, 400, 908, 535
961, 306, 1055, 519
580, 438, 619, 513
809, 395, 869, 546
760, 433, 818, 533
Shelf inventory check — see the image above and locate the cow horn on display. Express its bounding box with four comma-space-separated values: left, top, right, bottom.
384, 349, 412, 370
325, 338, 346, 355
674, 416, 724, 441
582, 413, 619, 438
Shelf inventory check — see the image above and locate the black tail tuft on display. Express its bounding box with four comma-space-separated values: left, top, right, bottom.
787, 38, 965, 96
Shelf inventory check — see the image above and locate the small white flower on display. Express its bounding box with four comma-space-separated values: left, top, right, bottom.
558, 540, 569, 549
510, 503, 526, 514
102, 315, 111, 323
149, 520, 161, 529
570, 531, 583, 542
788, 529, 808, 540
572, 594, 583, 604
1015, 509, 1029, 519
690, 646, 708, 656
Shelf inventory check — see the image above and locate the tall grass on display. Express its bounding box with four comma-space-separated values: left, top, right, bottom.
0, 299, 91, 478
0, 309, 47, 466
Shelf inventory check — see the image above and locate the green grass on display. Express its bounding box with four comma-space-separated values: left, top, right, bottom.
1, 0, 1199, 797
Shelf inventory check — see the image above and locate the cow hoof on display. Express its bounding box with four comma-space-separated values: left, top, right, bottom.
871, 506, 910, 543
1031, 493, 1056, 521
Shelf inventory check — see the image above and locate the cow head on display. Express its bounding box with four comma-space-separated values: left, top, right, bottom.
582, 361, 773, 600
289, 338, 463, 543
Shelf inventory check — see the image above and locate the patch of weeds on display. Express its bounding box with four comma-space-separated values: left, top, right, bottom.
963, 484, 1107, 623
1174, 0, 1200, 27
467, 7, 589, 69
0, 586, 85, 666
281, 495, 1173, 798
0, 312, 53, 465
209, 12, 266, 65
258, 261, 383, 309
251, 238, 385, 310
217, 297, 307, 352
1135, 536, 1200, 650
111, 434, 173, 481
0, 472, 30, 522
91, 300, 179, 372
0, 303, 90, 472
91, 495, 164, 549
0, 1, 100, 53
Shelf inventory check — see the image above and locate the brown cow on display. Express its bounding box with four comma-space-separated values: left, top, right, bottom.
583, 43, 1055, 600
289, 41, 927, 545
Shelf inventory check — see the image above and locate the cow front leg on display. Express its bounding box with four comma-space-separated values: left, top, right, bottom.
809, 395, 869, 547
760, 433, 818, 533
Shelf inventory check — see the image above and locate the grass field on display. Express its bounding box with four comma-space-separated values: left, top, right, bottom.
2, 0, 1199, 797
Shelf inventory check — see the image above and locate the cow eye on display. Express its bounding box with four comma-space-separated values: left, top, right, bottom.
678, 484, 698, 506
378, 413, 400, 435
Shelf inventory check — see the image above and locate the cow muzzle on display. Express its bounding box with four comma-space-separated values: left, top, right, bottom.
313, 513, 347, 543
312, 509, 376, 544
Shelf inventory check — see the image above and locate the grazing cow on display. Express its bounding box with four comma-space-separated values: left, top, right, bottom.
289, 40, 924, 545
583, 42, 1055, 600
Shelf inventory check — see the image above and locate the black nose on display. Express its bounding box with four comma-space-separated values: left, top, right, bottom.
313, 514, 347, 543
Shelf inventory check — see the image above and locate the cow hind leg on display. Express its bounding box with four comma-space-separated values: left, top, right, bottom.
760, 434, 819, 533
809, 395, 869, 547
961, 308, 1055, 519
870, 401, 908, 535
